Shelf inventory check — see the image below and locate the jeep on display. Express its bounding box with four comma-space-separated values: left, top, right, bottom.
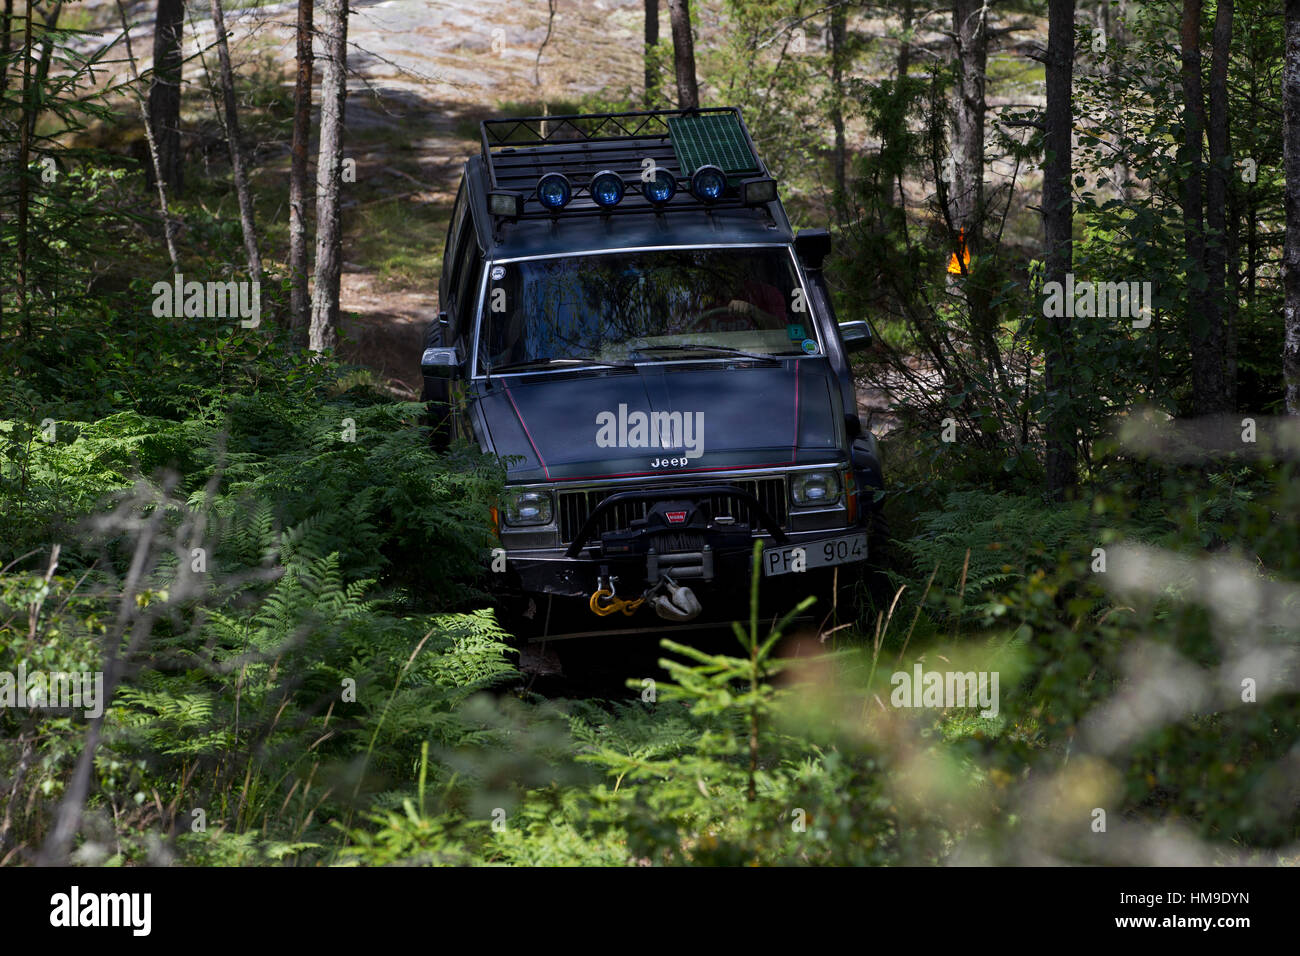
420, 108, 884, 639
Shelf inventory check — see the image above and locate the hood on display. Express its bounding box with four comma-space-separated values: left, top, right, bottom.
475, 358, 843, 483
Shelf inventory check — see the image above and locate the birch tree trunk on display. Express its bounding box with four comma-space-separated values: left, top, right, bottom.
309, 0, 348, 353
951, 0, 989, 254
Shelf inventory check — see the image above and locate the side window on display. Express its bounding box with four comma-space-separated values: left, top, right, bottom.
441, 178, 468, 311
451, 230, 482, 341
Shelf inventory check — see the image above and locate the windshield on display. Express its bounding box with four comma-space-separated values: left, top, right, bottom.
479, 247, 817, 372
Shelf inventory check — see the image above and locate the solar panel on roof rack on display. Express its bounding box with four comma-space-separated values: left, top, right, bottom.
666, 112, 760, 178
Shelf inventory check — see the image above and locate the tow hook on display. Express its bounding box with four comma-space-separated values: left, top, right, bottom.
588, 588, 645, 617
588, 576, 645, 617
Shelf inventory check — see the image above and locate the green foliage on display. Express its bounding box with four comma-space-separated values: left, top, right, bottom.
900, 490, 1095, 625
1, 0, 1296, 870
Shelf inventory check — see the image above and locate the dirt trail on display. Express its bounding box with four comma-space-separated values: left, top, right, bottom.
329, 0, 648, 394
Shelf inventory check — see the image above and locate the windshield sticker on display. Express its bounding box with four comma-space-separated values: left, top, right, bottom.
786, 323, 806, 340
490, 265, 506, 281
801, 338, 818, 354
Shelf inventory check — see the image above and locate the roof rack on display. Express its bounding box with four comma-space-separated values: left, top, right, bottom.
479, 107, 774, 222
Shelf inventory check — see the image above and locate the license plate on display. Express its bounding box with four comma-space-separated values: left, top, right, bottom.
762, 533, 867, 577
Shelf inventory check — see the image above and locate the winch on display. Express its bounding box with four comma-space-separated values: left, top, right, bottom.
569, 487, 789, 625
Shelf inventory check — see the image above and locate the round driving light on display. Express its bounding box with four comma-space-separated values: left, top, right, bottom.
536, 173, 572, 211
690, 164, 727, 203
641, 167, 677, 206
590, 170, 626, 208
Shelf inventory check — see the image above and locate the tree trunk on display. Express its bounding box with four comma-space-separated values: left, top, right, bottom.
951, 0, 989, 253
830, 4, 848, 205
116, 0, 181, 272
1206, 0, 1233, 409
1182, 0, 1225, 414
0, 0, 9, 336
1102, 0, 1131, 201
1285, 0, 1300, 414
209, 0, 262, 282
1043, 0, 1076, 499
0, 0, 14, 98
898, 0, 914, 77
309, 0, 348, 353
644, 0, 659, 107
888, 0, 914, 212
1226, 172, 1240, 409
15, 0, 33, 338
149, 0, 185, 193
667, 0, 699, 109
951, 0, 1003, 393
1247, 44, 1259, 308
289, 0, 315, 339
27, 3, 62, 144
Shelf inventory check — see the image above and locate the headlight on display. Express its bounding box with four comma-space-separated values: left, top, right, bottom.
501, 488, 554, 526
790, 470, 841, 506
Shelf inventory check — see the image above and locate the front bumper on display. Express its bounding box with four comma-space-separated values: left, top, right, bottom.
493, 467, 872, 603
504, 526, 867, 598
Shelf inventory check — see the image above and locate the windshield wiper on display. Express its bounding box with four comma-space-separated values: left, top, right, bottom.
631, 344, 784, 363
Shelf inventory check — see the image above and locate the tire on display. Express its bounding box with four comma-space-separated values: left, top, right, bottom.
863, 501, 897, 608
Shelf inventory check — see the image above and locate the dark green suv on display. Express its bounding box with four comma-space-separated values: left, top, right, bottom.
421, 108, 884, 638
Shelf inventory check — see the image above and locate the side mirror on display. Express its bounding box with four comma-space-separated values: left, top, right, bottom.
421, 346, 460, 378
795, 228, 832, 270
839, 320, 873, 353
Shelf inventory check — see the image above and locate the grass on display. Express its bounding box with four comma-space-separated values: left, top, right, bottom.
349, 197, 453, 289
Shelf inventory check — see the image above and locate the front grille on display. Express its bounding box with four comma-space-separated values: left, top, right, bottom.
557, 476, 789, 545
